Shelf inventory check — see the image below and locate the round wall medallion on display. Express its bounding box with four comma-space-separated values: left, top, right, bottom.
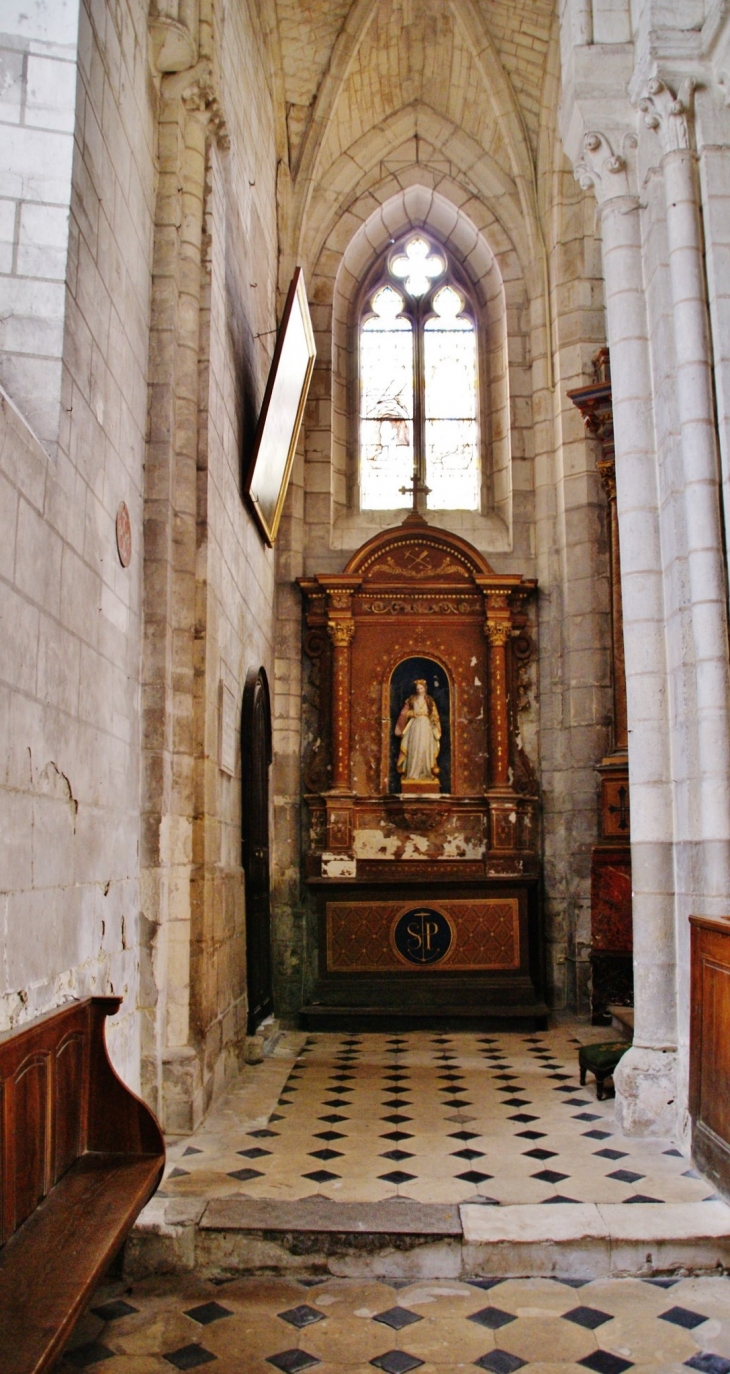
116, 501, 132, 567
391, 905, 454, 966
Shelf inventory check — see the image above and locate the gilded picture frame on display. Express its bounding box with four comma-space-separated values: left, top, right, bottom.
245, 267, 316, 547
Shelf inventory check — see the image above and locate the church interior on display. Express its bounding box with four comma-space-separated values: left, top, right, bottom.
3, 0, 730, 1368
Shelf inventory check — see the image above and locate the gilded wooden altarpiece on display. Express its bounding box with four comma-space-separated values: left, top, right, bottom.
298, 518, 547, 1026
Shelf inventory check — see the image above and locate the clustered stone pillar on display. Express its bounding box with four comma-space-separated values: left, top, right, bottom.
640, 81, 730, 867
575, 132, 678, 1132
142, 56, 229, 1131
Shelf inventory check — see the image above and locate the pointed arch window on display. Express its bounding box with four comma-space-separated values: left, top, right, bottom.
358, 235, 480, 512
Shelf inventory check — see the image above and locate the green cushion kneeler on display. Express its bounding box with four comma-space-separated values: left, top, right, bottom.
578, 1040, 630, 1099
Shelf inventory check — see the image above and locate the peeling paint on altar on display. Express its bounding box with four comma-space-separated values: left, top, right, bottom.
352, 820, 487, 862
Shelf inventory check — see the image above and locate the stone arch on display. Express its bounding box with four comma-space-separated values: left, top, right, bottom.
298, 104, 534, 285
302, 180, 533, 562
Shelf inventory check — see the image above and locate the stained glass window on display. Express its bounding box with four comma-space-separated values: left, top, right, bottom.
359, 286, 414, 510
358, 237, 480, 512
424, 286, 479, 510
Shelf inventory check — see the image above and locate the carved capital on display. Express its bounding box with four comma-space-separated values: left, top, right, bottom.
485, 621, 511, 648
574, 129, 638, 203
327, 619, 355, 649
180, 63, 230, 148
638, 77, 696, 154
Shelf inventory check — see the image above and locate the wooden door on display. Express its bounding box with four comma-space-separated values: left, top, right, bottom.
241, 667, 273, 1033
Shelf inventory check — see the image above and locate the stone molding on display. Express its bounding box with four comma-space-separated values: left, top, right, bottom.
149, 16, 197, 74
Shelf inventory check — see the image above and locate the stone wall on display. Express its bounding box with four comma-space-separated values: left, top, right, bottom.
0, 0, 156, 1087
0, 0, 281, 1125
0, 0, 78, 454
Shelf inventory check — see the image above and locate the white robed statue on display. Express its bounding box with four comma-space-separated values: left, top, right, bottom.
395, 679, 441, 781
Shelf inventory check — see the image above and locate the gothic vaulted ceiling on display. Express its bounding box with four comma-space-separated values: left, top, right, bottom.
273, 0, 556, 168
268, 0, 558, 279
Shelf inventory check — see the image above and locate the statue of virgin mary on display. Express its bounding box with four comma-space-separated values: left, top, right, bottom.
395, 679, 441, 781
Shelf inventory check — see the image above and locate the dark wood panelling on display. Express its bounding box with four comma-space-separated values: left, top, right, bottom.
0, 997, 165, 1374
54, 1033, 84, 1184
13, 1053, 49, 1232
690, 916, 730, 1200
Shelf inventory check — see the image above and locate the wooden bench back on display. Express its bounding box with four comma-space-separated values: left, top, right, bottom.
0, 997, 162, 1247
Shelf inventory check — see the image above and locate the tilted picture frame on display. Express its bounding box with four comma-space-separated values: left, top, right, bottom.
244, 267, 316, 547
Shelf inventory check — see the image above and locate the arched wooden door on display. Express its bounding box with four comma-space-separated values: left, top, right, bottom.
241, 666, 273, 1033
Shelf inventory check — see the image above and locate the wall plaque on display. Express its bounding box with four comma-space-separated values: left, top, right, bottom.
326, 898, 520, 973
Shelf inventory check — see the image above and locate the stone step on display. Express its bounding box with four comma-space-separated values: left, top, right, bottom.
298, 1003, 550, 1032
607, 1004, 634, 1040
126, 1196, 730, 1283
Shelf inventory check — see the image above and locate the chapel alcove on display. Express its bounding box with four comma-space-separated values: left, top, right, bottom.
298, 515, 546, 1029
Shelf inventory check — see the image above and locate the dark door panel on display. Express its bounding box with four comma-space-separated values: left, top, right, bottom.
242, 667, 273, 1034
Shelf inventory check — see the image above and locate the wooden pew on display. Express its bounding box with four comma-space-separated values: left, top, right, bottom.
0, 997, 165, 1374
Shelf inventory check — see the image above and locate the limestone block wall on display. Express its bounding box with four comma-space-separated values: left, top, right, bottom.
0, 0, 78, 454
0, 0, 156, 1088
0, 0, 280, 1127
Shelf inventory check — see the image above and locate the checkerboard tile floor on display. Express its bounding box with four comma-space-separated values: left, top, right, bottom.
159, 1028, 716, 1207
55, 1273, 730, 1372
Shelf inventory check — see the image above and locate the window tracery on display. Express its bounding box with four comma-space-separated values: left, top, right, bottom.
358, 234, 480, 513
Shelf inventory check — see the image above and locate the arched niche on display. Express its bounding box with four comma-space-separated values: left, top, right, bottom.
387, 652, 454, 796
299, 175, 533, 566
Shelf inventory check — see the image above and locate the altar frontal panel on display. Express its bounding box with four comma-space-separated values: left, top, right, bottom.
326, 898, 520, 973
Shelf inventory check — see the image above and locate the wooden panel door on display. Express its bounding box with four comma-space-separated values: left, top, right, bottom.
242, 667, 274, 1034
690, 915, 730, 1198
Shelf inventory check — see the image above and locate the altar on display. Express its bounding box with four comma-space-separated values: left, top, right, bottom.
298, 515, 547, 1028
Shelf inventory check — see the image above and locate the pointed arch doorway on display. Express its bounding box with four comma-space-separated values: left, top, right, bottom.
241, 666, 274, 1033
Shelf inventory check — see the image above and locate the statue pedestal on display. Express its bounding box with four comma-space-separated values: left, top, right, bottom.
400, 779, 440, 796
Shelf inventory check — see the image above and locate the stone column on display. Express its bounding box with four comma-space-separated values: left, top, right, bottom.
141, 58, 229, 1132
327, 615, 355, 793
639, 80, 730, 878
575, 132, 677, 1132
